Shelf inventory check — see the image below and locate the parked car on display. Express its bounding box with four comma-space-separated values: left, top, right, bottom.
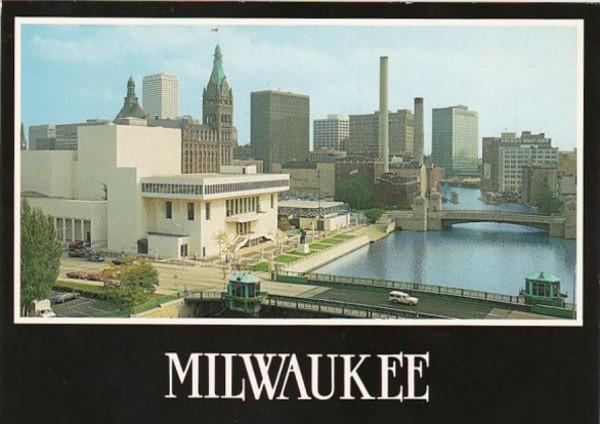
388, 290, 419, 306
86, 254, 105, 262
50, 292, 80, 304
68, 249, 88, 258
66, 271, 87, 279
112, 255, 134, 266
85, 272, 103, 281
68, 240, 85, 251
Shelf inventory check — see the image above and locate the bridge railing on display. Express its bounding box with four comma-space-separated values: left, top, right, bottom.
264, 294, 451, 319
429, 210, 555, 218
277, 270, 527, 306
184, 290, 224, 300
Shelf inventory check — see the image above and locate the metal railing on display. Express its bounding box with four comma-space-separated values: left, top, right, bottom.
278, 270, 528, 306
265, 295, 450, 319
184, 290, 225, 300
181, 291, 449, 319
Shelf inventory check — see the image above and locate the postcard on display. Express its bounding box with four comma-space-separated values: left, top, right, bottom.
2, 3, 597, 423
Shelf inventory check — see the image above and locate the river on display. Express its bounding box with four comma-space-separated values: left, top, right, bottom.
316, 184, 577, 302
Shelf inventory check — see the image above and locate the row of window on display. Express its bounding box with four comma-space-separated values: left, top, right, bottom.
142, 183, 203, 195
226, 196, 259, 217
165, 201, 210, 221
204, 179, 289, 195
142, 179, 288, 197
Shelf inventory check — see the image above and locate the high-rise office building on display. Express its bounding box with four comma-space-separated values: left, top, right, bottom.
143, 73, 179, 120
150, 45, 237, 174
481, 131, 558, 195
347, 110, 414, 159
313, 114, 349, 151
431, 105, 478, 177
251, 90, 310, 173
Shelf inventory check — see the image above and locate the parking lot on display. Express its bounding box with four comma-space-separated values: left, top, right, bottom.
50, 290, 122, 317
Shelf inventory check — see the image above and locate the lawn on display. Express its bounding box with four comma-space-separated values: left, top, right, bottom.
309, 243, 328, 250
318, 238, 344, 245
275, 255, 300, 264
249, 262, 270, 272
54, 279, 107, 296
333, 234, 354, 240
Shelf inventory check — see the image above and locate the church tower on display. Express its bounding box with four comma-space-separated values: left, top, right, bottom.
202, 45, 236, 170
115, 76, 148, 121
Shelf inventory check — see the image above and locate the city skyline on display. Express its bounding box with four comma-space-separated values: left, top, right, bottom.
20, 21, 580, 153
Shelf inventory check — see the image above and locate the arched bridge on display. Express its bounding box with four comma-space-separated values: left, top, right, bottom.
387, 209, 570, 238
429, 210, 564, 231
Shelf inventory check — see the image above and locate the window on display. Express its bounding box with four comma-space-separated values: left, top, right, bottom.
166, 201, 172, 219
270, 194, 274, 208
187, 202, 195, 221
205, 202, 211, 220
180, 244, 188, 257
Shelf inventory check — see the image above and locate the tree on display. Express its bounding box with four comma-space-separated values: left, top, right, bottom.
215, 231, 230, 261
108, 259, 159, 308
364, 208, 385, 223
20, 200, 62, 316
335, 175, 374, 210
534, 184, 561, 214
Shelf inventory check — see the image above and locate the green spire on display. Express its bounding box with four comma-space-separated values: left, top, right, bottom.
209, 45, 226, 91
127, 76, 135, 97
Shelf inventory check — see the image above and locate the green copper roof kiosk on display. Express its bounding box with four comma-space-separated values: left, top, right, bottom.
224, 272, 266, 317
520, 272, 567, 307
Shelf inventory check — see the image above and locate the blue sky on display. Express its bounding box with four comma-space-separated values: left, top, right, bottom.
20, 22, 579, 153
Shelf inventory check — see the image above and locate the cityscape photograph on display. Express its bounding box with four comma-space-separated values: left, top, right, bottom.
17, 19, 581, 322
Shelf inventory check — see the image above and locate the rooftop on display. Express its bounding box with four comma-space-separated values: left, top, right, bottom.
141, 172, 287, 181
251, 90, 309, 98
526, 272, 560, 283
279, 199, 345, 209
229, 272, 261, 284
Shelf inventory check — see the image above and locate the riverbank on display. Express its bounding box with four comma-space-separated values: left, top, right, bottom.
284, 234, 371, 273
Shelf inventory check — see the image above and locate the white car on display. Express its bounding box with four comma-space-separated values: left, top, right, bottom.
388, 290, 419, 306
32, 299, 56, 318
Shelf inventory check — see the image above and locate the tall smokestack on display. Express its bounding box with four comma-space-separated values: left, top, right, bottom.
414, 97, 424, 165
379, 56, 389, 173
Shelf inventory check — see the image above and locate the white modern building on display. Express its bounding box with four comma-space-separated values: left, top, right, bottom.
313, 114, 349, 151
142, 73, 179, 120
21, 123, 289, 259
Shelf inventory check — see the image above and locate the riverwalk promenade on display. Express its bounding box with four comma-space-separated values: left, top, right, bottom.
284, 223, 394, 273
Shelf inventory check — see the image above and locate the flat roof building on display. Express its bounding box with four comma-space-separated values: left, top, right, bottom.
22, 124, 289, 259
143, 73, 179, 120
313, 114, 349, 152
251, 90, 310, 173
29, 120, 111, 151
272, 160, 335, 199
431, 105, 478, 177
481, 131, 558, 195
347, 110, 414, 160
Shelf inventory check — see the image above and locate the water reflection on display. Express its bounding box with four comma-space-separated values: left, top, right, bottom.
317, 185, 577, 301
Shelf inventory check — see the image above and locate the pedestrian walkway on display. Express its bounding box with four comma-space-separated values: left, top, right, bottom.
285, 235, 370, 273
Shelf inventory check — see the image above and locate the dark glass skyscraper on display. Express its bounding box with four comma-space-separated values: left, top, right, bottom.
250, 91, 310, 173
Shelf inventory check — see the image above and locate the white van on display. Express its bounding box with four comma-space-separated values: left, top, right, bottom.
388, 291, 419, 306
